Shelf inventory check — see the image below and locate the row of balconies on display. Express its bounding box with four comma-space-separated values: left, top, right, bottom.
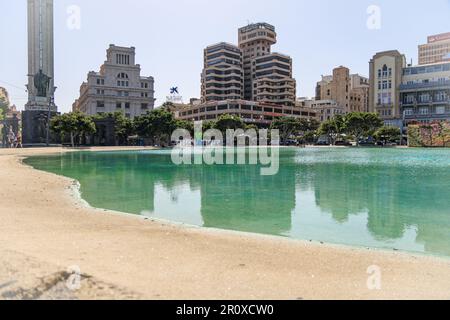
399, 80, 450, 91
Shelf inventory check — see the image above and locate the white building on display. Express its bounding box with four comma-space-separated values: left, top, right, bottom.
73, 45, 155, 119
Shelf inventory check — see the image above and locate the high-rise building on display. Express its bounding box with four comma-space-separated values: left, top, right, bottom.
201, 42, 243, 103
73, 45, 155, 119
253, 53, 296, 106
419, 32, 450, 65
369, 50, 407, 126
190, 23, 311, 125
400, 62, 450, 124
238, 23, 277, 101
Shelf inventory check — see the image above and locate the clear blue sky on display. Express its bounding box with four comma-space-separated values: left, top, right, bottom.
1, 0, 449, 113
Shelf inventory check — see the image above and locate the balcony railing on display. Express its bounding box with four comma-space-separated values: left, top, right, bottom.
399, 80, 450, 91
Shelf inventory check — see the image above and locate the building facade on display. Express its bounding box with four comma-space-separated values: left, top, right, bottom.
419, 32, 450, 65
201, 42, 243, 103
238, 23, 277, 101
253, 53, 296, 106
315, 66, 369, 114
176, 99, 317, 126
369, 50, 407, 126
73, 45, 155, 119
400, 62, 450, 124
190, 22, 304, 126
311, 99, 345, 122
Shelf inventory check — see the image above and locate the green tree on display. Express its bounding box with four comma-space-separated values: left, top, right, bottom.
0, 96, 8, 116
270, 117, 301, 144
318, 115, 346, 145
175, 119, 194, 136
345, 112, 383, 146
202, 121, 216, 131
96, 112, 135, 145
375, 126, 401, 145
214, 114, 245, 133
51, 112, 96, 147
135, 108, 177, 146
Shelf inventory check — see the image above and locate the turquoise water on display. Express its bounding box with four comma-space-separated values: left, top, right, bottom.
24, 148, 450, 258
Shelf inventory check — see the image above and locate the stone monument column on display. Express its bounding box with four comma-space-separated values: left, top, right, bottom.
23, 0, 59, 145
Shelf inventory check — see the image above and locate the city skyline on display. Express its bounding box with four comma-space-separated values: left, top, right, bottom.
1, 0, 449, 113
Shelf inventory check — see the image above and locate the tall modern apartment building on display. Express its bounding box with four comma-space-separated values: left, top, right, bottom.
253, 53, 296, 106
184, 23, 308, 125
199, 23, 296, 108
238, 23, 277, 101
73, 45, 155, 119
419, 32, 450, 65
201, 42, 244, 103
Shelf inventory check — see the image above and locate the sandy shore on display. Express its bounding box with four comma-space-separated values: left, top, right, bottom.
0, 147, 449, 300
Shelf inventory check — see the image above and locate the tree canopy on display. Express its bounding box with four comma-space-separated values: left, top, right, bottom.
50, 112, 96, 147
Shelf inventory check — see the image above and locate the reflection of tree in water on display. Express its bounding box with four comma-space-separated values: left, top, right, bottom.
26, 150, 450, 257
301, 161, 450, 255
30, 152, 201, 214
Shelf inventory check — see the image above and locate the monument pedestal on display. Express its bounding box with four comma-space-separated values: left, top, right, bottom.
22, 110, 59, 146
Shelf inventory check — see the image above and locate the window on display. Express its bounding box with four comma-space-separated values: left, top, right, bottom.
436, 106, 445, 114
382, 65, 388, 77
125, 102, 130, 109
419, 107, 429, 115
141, 103, 148, 110
116, 102, 122, 109
96, 101, 105, 108
404, 109, 414, 116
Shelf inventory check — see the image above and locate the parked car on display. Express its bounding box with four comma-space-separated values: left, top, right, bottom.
335, 140, 352, 146
358, 138, 376, 146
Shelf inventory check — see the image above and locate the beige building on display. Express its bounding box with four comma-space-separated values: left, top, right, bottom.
201, 42, 243, 103
73, 45, 155, 119
419, 32, 450, 65
369, 50, 407, 125
315, 66, 369, 113
238, 23, 277, 101
253, 53, 296, 106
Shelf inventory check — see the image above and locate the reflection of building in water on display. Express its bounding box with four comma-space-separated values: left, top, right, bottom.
303, 162, 450, 255
198, 164, 296, 235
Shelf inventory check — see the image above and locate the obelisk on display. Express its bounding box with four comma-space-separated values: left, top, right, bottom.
23, 0, 58, 145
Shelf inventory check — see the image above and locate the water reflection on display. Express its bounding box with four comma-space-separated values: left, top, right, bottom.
25, 148, 450, 257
